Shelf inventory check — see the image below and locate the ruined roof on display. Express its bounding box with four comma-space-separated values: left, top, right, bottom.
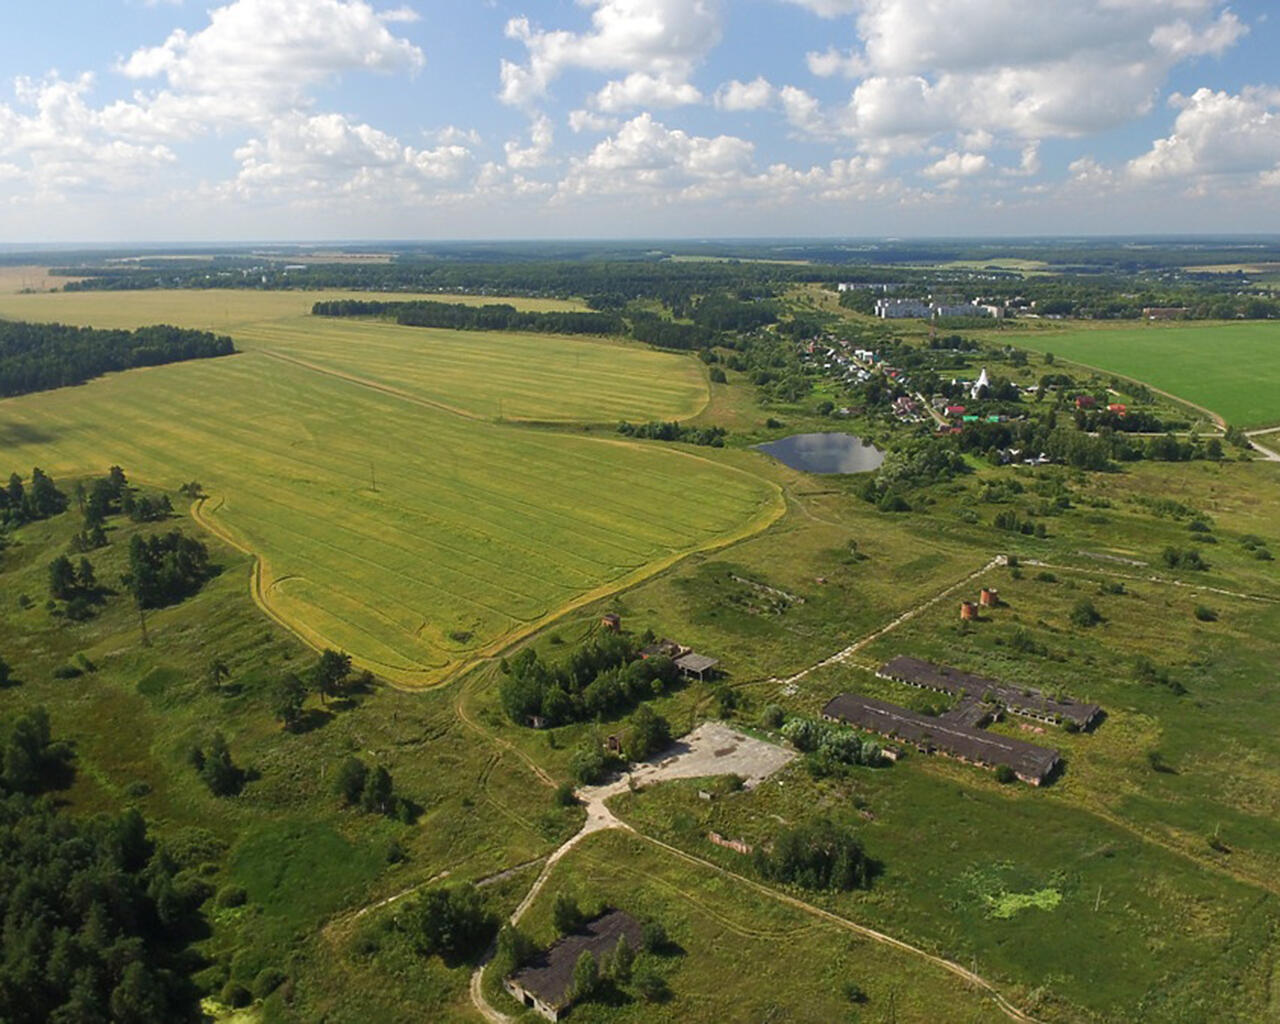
823, 693, 1060, 783
675, 652, 719, 674
880, 655, 1100, 728
507, 910, 644, 1010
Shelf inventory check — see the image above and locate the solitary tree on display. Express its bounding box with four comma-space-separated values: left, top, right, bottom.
198, 732, 242, 796
48, 556, 78, 600
336, 757, 369, 805
273, 674, 307, 731
206, 658, 231, 695
1069, 598, 1102, 629
569, 951, 599, 1003
314, 649, 352, 704
361, 765, 394, 815
607, 934, 634, 984
553, 892, 584, 934
625, 704, 671, 761
405, 884, 496, 963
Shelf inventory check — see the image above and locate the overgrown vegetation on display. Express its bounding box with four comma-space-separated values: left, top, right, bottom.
754, 816, 873, 892
499, 633, 681, 728
0, 709, 208, 1023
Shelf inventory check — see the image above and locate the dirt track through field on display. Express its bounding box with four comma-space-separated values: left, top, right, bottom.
1245, 427, 1280, 462
465, 722, 1041, 1024
777, 556, 1005, 686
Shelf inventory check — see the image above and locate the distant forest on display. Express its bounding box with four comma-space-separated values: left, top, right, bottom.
0, 321, 235, 399
311, 299, 623, 335
51, 259, 1278, 323
312, 295, 784, 349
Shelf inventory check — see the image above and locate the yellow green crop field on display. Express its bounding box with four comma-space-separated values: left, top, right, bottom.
0, 349, 779, 686
0, 291, 779, 687
0, 286, 586, 330
236, 316, 709, 422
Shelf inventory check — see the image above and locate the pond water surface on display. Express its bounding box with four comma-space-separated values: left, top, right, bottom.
755, 432, 885, 474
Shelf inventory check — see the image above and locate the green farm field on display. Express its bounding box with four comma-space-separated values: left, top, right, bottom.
0, 321, 780, 687
1007, 321, 1280, 428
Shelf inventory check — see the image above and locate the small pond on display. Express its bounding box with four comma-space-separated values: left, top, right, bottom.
755, 433, 885, 474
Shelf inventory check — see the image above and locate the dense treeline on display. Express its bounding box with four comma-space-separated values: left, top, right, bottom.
57, 248, 1280, 321
953, 413, 1226, 468
629, 312, 717, 350
124, 531, 213, 609
617, 421, 727, 447
1, 468, 67, 526
690, 295, 780, 332
0, 321, 234, 398
312, 299, 623, 335
499, 634, 681, 728
66, 258, 838, 307
857, 439, 970, 509
0, 709, 207, 1023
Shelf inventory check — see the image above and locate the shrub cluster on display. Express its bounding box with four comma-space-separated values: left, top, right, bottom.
499, 635, 680, 728
617, 420, 727, 447
754, 816, 872, 891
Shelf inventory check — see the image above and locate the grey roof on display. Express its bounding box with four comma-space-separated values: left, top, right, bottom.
823, 693, 1060, 783
675, 652, 719, 674
507, 910, 643, 1010
880, 655, 1101, 728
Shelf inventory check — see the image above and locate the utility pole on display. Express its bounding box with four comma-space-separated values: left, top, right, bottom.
369, 459, 378, 492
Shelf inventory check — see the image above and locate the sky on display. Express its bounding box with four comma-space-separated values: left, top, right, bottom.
1, 0, 1278, 242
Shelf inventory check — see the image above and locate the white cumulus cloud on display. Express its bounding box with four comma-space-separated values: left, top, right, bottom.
499, 0, 723, 109
781, 0, 1252, 152
715, 77, 776, 111
115, 0, 424, 132
1128, 86, 1280, 182
922, 151, 988, 178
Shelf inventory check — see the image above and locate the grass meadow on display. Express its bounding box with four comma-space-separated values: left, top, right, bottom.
1005, 321, 1280, 428
0, 342, 778, 687
482, 829, 1002, 1023
0, 500, 581, 1022
5, 283, 1280, 1021
611, 761, 1275, 1023
465, 451, 1280, 1022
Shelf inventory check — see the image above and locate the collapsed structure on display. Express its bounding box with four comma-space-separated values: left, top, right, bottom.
879, 655, 1101, 730
821, 656, 1102, 786
504, 910, 643, 1022
822, 693, 1061, 786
